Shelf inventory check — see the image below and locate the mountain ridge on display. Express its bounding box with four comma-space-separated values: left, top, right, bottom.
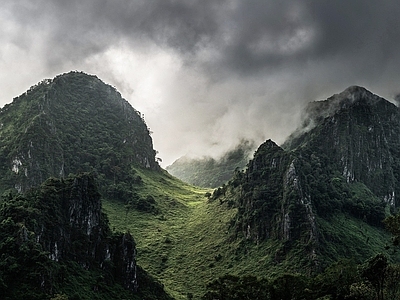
166, 140, 254, 188
1, 75, 400, 299
0, 71, 173, 300
211, 85, 400, 273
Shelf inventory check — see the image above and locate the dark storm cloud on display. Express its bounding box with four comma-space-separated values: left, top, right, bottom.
6, 0, 400, 77
3, 0, 400, 164
307, 1, 400, 66
5, 0, 221, 69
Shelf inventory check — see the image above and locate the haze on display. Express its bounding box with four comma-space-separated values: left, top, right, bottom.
2, 0, 400, 166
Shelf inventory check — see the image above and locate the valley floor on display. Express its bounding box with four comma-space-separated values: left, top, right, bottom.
102, 169, 398, 300
103, 177, 238, 299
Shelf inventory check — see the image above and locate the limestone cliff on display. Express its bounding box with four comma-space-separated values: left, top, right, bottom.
0, 71, 160, 193
223, 86, 399, 270
286, 86, 400, 204
0, 173, 139, 298
230, 140, 318, 266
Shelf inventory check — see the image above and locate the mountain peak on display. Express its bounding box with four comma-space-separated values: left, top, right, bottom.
0, 71, 160, 192
342, 85, 369, 95
335, 85, 377, 105
303, 86, 385, 125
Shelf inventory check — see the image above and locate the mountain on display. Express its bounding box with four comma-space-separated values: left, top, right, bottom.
2, 72, 400, 299
0, 173, 135, 299
285, 85, 400, 202
0, 72, 172, 300
0, 71, 159, 195
120, 85, 400, 298
166, 140, 254, 188
213, 86, 400, 272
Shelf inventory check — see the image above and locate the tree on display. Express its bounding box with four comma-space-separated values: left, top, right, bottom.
360, 254, 388, 300
202, 275, 269, 300
347, 281, 375, 300
270, 273, 309, 300
384, 213, 400, 247
384, 264, 400, 300
311, 259, 359, 299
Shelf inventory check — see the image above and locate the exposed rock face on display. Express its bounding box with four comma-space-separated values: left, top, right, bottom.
0, 71, 159, 193
226, 86, 400, 270
1, 174, 138, 291
233, 141, 318, 259
24, 174, 138, 292
286, 86, 400, 204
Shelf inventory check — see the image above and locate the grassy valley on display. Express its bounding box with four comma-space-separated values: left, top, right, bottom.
1, 74, 400, 299
102, 167, 397, 299
103, 168, 235, 299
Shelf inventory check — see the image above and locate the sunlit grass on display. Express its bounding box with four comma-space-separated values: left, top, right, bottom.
103, 167, 397, 300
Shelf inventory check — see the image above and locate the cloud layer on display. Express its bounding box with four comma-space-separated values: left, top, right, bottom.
2, 0, 400, 165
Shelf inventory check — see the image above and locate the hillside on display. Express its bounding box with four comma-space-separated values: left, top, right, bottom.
1, 74, 400, 299
0, 173, 171, 300
0, 72, 171, 300
214, 86, 400, 271
0, 71, 159, 195
166, 140, 254, 188
106, 86, 400, 298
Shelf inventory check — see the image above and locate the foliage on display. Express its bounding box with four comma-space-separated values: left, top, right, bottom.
0, 71, 159, 204
3, 72, 400, 300
102, 143, 398, 298
359, 254, 388, 300
384, 213, 400, 246
166, 140, 254, 188
201, 255, 400, 300
0, 173, 173, 300
311, 259, 359, 299
201, 275, 269, 300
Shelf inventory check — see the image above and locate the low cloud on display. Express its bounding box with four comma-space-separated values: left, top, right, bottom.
2, 1, 400, 166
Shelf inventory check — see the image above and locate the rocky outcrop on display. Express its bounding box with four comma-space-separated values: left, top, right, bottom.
286, 86, 400, 205
225, 86, 400, 270
2, 173, 138, 293
0, 71, 160, 193
35, 175, 138, 290
234, 140, 317, 250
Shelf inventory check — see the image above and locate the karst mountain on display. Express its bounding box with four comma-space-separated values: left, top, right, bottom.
1, 72, 400, 299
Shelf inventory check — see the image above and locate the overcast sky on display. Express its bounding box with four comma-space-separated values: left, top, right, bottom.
2, 0, 400, 166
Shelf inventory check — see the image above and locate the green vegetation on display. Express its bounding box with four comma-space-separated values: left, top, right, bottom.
0, 71, 159, 194
0, 72, 171, 299
0, 173, 172, 300
166, 140, 254, 188
201, 255, 400, 299
2, 75, 400, 300
101, 165, 399, 299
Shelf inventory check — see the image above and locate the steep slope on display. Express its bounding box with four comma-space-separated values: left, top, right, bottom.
103, 86, 400, 299
0, 173, 171, 300
214, 86, 400, 273
285, 86, 400, 203
166, 140, 254, 188
0, 72, 174, 299
3, 73, 400, 299
0, 71, 159, 194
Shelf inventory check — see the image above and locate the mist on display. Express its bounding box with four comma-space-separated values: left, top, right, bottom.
2, 1, 400, 166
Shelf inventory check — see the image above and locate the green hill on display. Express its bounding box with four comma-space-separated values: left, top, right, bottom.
166, 140, 254, 188
0, 173, 172, 300
0, 72, 170, 299
1, 74, 400, 299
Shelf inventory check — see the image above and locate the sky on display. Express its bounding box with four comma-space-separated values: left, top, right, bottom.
2, 0, 400, 166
